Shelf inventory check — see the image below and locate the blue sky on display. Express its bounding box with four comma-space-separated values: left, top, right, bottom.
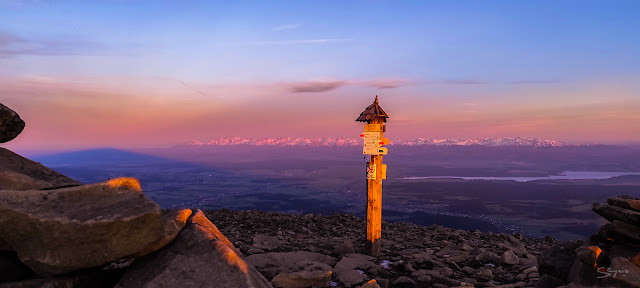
1, 0, 639, 150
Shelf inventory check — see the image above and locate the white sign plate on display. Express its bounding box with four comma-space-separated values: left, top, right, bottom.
360, 132, 380, 139
363, 147, 388, 155
363, 147, 379, 155
363, 139, 382, 147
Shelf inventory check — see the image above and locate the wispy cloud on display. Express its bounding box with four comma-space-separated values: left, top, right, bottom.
361, 78, 411, 89
286, 77, 412, 93
289, 80, 346, 93
0, 30, 101, 57
505, 79, 565, 84
272, 24, 301, 31
428, 79, 487, 85
242, 38, 353, 46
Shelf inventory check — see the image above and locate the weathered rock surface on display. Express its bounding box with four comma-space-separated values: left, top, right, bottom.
334, 239, 356, 256
271, 270, 332, 288
0, 148, 80, 190
538, 240, 583, 281
503, 250, 520, 265
128, 209, 192, 258
358, 279, 381, 288
116, 210, 271, 288
253, 235, 284, 251
608, 257, 640, 287
567, 246, 599, 285
593, 202, 640, 226
0, 103, 25, 143
612, 220, 640, 242
608, 197, 640, 213
0, 178, 162, 275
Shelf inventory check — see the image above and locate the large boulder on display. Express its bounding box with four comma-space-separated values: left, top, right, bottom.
128, 209, 192, 258
0, 103, 25, 143
593, 202, 640, 226
0, 178, 163, 275
538, 240, 583, 280
608, 196, 640, 212
116, 210, 272, 288
608, 257, 640, 287
0, 147, 80, 190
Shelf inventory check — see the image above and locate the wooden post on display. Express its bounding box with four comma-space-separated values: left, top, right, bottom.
366, 117, 383, 256
356, 96, 389, 257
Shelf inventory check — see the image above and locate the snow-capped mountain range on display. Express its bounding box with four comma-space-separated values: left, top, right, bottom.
180, 137, 569, 147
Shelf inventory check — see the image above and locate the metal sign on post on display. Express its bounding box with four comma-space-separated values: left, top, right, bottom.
360, 131, 380, 139
355, 95, 389, 257
363, 139, 381, 147
363, 147, 388, 155
364, 124, 382, 132
367, 163, 376, 179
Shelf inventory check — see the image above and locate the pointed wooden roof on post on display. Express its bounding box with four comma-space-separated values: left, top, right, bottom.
355, 96, 389, 122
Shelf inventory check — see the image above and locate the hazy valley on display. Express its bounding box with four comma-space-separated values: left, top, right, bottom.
28, 141, 640, 241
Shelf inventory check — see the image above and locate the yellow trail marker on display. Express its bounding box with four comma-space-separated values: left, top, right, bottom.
364, 124, 382, 132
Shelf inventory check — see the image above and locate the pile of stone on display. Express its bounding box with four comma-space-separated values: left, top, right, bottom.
206, 209, 561, 288
534, 195, 640, 287
0, 177, 271, 287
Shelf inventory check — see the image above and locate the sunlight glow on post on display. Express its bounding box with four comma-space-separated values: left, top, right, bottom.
356, 95, 389, 257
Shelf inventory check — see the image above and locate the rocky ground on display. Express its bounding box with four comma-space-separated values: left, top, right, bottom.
205, 209, 560, 288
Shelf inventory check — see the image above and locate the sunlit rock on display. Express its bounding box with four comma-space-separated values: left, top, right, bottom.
128, 209, 192, 258
116, 210, 271, 288
359, 279, 381, 288
0, 178, 162, 275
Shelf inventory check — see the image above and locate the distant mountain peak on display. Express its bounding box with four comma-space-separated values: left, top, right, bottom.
178, 137, 568, 147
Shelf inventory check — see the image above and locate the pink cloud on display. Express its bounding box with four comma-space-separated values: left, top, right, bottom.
285, 78, 412, 93
289, 81, 346, 93
361, 78, 412, 89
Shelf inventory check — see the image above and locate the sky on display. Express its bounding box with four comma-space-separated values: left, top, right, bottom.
1, 0, 639, 151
